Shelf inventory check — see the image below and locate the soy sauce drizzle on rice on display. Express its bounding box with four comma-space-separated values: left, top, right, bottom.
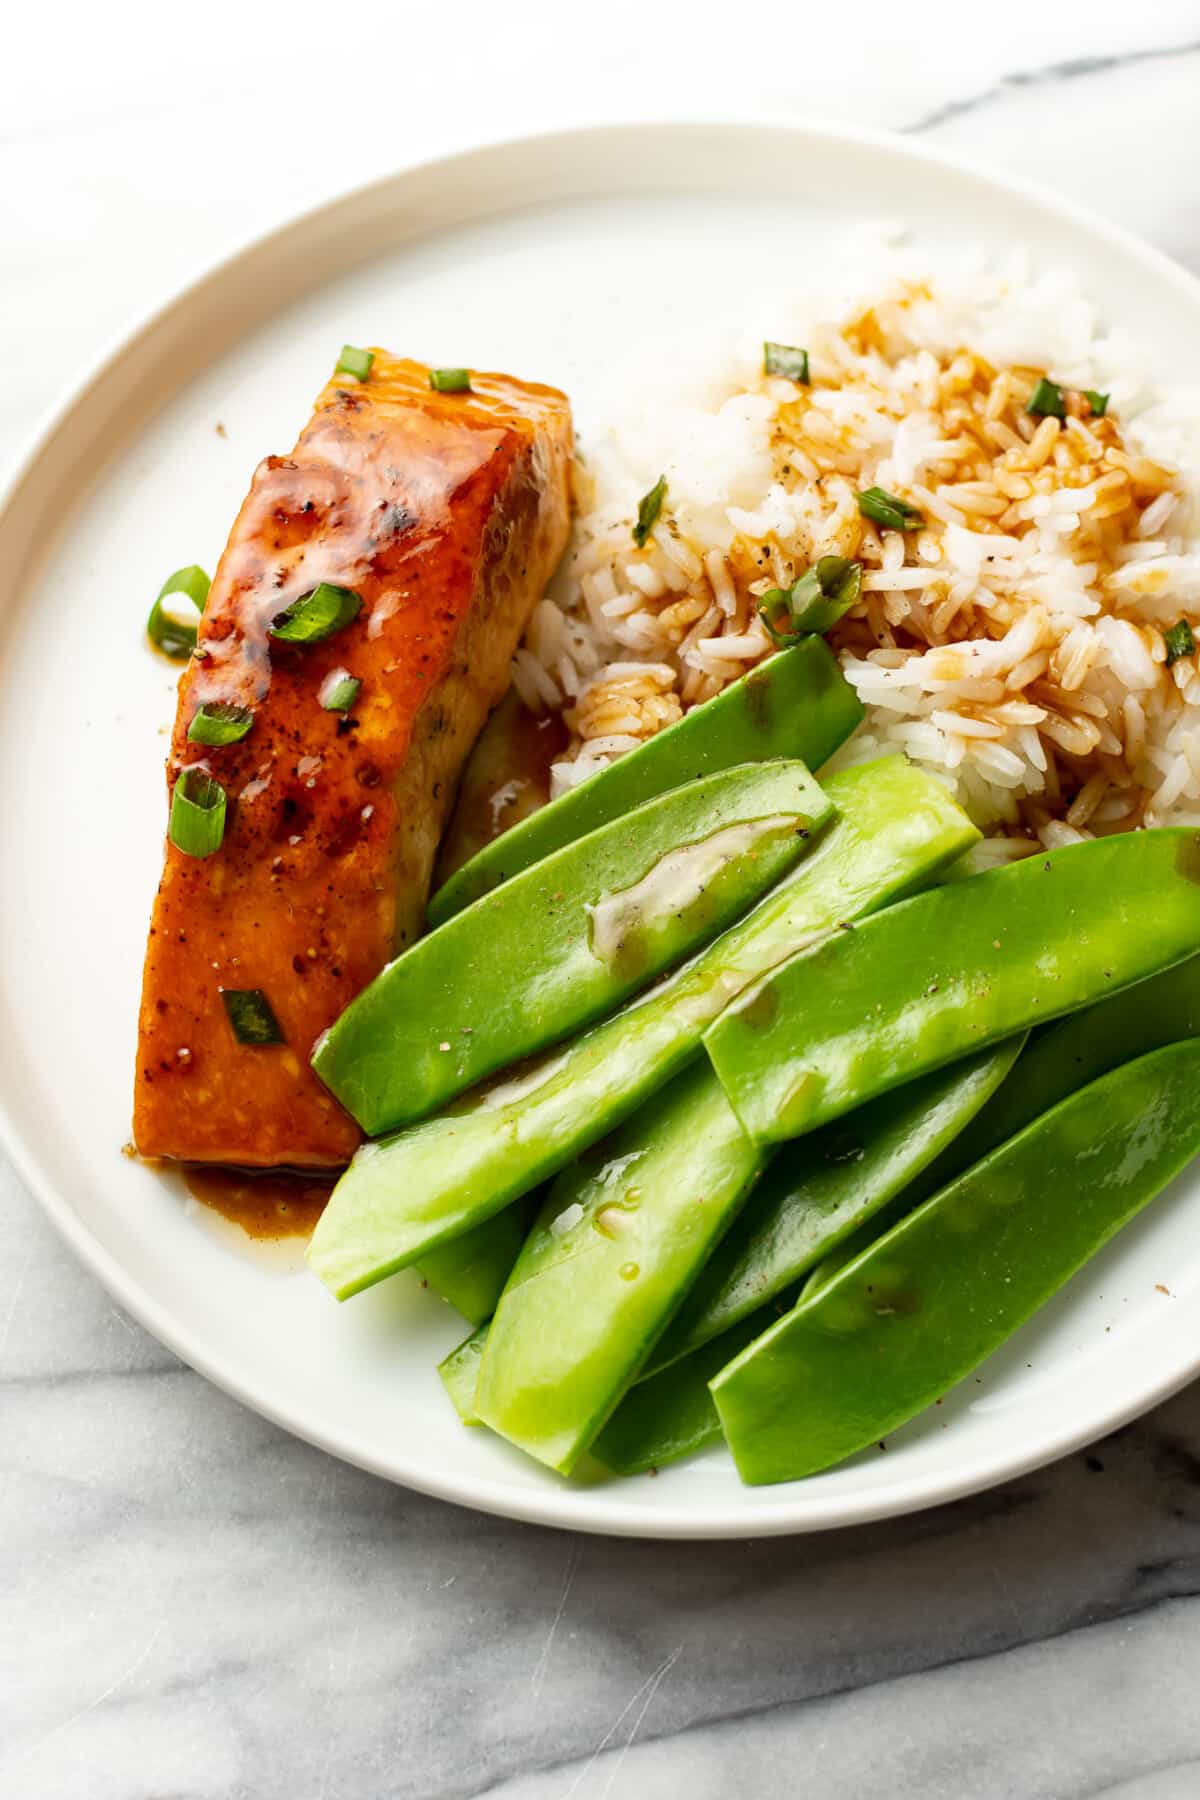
509, 266, 1200, 852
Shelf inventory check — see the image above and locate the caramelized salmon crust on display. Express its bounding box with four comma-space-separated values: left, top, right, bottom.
134, 354, 572, 1168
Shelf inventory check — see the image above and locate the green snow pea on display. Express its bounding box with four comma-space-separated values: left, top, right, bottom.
713, 1039, 1200, 1484
476, 1037, 1021, 1473
475, 1061, 761, 1474
308, 758, 977, 1300
592, 1038, 1024, 1474
439, 1325, 489, 1425
644, 1034, 1026, 1376
315, 758, 828, 1135
805, 950, 1200, 1297
417, 1195, 538, 1327
934, 948, 1200, 1177
592, 1314, 766, 1475
707, 829, 1200, 1146
447, 964, 1200, 1464
462, 1042, 1020, 1471
449, 960, 1200, 1478
428, 639, 862, 925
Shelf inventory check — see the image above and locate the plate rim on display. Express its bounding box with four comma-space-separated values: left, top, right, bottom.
5, 113, 1200, 1539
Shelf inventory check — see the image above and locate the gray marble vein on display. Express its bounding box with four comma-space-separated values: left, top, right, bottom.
7, 14, 1200, 1799
903, 33, 1200, 137
487, 1602, 1200, 1800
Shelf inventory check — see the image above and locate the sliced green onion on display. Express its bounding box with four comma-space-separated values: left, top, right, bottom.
147, 564, 210, 660
1164, 619, 1196, 665
759, 599, 795, 647
269, 583, 361, 645
758, 589, 800, 647
430, 368, 471, 393
168, 767, 226, 858
336, 344, 374, 381
187, 701, 254, 747
319, 668, 362, 712
1026, 377, 1066, 419
221, 988, 284, 1046
758, 557, 863, 645
788, 556, 863, 633
857, 487, 923, 532
632, 474, 668, 549
1083, 389, 1109, 418
763, 342, 809, 383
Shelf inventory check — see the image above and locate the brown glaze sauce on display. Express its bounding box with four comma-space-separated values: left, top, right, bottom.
184, 1166, 337, 1240
474, 708, 567, 845
435, 693, 568, 883
487, 705, 567, 841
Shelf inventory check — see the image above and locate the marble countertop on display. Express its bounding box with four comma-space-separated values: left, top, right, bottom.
5, 6, 1200, 1795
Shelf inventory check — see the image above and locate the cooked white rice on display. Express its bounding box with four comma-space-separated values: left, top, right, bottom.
511, 241, 1200, 851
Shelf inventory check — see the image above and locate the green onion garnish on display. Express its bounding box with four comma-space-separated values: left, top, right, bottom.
857, 487, 923, 533
221, 988, 284, 1046
758, 589, 810, 647
788, 556, 863, 633
1026, 377, 1066, 419
319, 669, 362, 712
759, 557, 863, 646
147, 564, 210, 660
168, 767, 226, 858
1083, 389, 1109, 418
335, 344, 374, 381
633, 475, 668, 549
430, 368, 471, 393
187, 701, 254, 747
763, 342, 810, 383
1164, 619, 1196, 665
269, 583, 361, 645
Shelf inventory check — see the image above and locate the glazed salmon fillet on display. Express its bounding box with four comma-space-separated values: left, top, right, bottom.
134, 353, 572, 1167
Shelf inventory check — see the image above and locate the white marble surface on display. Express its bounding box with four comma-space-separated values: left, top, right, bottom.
5, 4, 1200, 1794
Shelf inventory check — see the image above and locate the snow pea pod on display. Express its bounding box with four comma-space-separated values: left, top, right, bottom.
417, 1194, 538, 1327
315, 758, 828, 1135
308, 758, 976, 1299
438, 1325, 488, 1425
645, 1034, 1025, 1376
442, 1041, 1022, 1439
450, 959, 1200, 1464
713, 1040, 1200, 1485
428, 638, 862, 924
594, 1040, 1023, 1472
592, 1313, 765, 1476
707, 829, 1200, 1146
475, 1061, 760, 1474
805, 950, 1200, 1297
935, 948, 1200, 1178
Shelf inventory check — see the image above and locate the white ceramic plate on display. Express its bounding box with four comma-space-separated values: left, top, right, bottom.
3, 121, 1200, 1539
